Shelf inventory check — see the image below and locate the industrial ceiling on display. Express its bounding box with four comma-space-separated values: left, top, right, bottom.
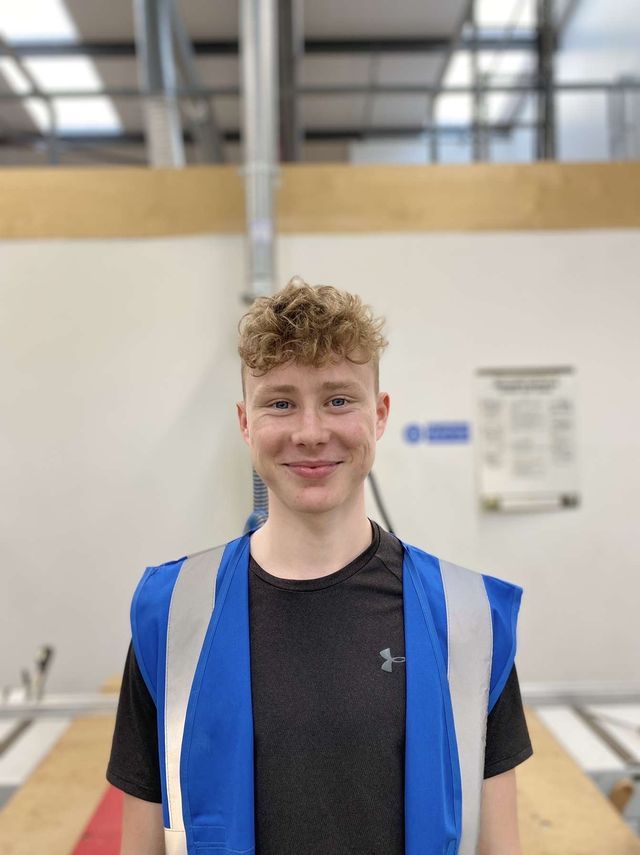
0, 0, 578, 165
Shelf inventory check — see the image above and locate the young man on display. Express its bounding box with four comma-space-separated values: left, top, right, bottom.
107, 277, 532, 855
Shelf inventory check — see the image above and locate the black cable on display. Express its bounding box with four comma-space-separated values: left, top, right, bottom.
245, 468, 395, 535
367, 470, 395, 535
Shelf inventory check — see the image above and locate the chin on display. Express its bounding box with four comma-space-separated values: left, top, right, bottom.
283, 489, 343, 511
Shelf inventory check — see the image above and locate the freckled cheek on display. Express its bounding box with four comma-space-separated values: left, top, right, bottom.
249, 428, 290, 469
249, 419, 372, 462
344, 427, 374, 465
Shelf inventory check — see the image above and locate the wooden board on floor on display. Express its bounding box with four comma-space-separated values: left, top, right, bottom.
0, 693, 639, 854
0, 714, 116, 855
519, 708, 640, 854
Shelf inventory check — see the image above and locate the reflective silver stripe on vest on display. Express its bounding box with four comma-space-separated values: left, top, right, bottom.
164, 545, 226, 851
164, 828, 188, 855
439, 560, 493, 855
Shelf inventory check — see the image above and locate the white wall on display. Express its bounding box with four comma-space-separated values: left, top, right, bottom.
1, 236, 252, 693
280, 231, 640, 687
2, 229, 639, 691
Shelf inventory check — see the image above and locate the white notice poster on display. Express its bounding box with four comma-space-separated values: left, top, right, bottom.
475, 367, 579, 512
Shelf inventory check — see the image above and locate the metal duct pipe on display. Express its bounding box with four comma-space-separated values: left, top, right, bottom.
240, 0, 279, 302
133, 0, 185, 167
240, 0, 279, 530
169, 0, 225, 163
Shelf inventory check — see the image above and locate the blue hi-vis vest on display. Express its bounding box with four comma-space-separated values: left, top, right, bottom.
130, 526, 522, 855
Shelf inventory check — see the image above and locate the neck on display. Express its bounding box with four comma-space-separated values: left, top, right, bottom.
249, 500, 373, 581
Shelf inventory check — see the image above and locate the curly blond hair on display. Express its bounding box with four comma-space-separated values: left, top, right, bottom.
237, 276, 389, 399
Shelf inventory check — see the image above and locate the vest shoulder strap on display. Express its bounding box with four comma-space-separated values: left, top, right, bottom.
481, 572, 523, 711
439, 559, 493, 855
130, 554, 188, 705
130, 544, 229, 853
407, 545, 522, 855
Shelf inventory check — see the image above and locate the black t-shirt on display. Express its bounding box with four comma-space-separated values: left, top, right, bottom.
107, 519, 532, 854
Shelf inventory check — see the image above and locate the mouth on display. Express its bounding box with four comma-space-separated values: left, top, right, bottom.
284, 462, 342, 479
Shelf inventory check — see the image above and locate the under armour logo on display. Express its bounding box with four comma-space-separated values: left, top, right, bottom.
379, 648, 406, 673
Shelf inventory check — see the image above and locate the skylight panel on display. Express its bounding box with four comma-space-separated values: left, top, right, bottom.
0, 59, 51, 127
1, 0, 122, 134
23, 97, 53, 130
476, 0, 535, 29
0, 58, 32, 94
25, 58, 121, 133
480, 50, 534, 122
443, 52, 472, 88
435, 94, 473, 126
487, 92, 514, 123
0, 0, 76, 41
479, 49, 534, 78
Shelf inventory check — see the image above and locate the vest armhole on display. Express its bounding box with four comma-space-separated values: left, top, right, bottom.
130, 565, 160, 707
482, 575, 523, 713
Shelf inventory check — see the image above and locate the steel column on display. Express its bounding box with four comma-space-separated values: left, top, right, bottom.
536, 0, 556, 159
278, 0, 302, 161
470, 0, 490, 161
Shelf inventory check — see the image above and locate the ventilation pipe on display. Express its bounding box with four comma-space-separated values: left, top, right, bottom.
240, 0, 279, 303
240, 0, 279, 532
169, 0, 225, 163
133, 0, 185, 167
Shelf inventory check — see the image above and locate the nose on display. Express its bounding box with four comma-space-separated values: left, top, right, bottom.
289, 407, 332, 445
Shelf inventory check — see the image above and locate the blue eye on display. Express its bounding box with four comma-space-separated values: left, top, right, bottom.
269, 398, 350, 410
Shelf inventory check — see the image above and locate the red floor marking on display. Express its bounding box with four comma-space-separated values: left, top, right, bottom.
71, 785, 123, 855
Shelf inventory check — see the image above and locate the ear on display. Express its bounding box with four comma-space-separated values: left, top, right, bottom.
375, 392, 391, 440
236, 401, 250, 445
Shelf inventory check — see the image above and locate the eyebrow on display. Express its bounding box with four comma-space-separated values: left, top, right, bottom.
255, 380, 363, 397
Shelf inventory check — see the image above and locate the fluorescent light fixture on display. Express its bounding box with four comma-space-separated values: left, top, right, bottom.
0, 0, 122, 134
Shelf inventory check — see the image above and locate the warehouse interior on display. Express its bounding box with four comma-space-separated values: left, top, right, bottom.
1, 1, 639, 853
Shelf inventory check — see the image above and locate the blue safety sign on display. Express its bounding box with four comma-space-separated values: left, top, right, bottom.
427, 422, 470, 443
403, 422, 470, 444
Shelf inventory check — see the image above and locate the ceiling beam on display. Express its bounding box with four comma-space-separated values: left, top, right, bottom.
0, 81, 626, 101
0, 123, 534, 149
2, 34, 537, 59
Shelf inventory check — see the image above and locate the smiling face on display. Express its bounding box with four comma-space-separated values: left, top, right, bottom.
236, 354, 390, 519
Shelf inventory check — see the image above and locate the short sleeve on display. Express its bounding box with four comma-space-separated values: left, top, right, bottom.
483, 664, 533, 779
106, 640, 162, 802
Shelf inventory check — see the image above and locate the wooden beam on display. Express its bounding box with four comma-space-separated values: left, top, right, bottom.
0, 162, 639, 239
